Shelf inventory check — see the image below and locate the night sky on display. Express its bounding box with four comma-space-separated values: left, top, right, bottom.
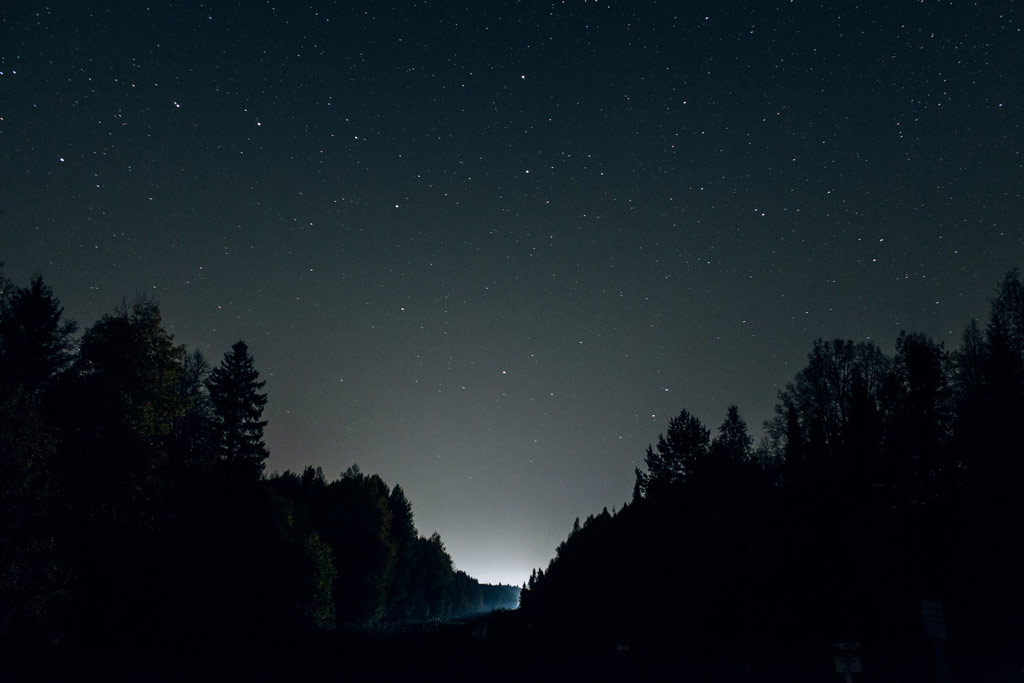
2, 2, 1021, 586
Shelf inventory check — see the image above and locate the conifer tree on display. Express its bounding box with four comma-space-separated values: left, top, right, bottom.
635, 409, 710, 498
0, 274, 77, 395
0, 273, 75, 643
711, 404, 753, 466
207, 340, 268, 478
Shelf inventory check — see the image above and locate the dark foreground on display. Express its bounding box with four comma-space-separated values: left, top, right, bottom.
4, 610, 1020, 683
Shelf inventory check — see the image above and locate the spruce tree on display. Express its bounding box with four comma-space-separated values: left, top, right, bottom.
711, 404, 753, 466
207, 340, 268, 478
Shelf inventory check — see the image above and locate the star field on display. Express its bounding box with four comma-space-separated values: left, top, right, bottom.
2, 1, 1022, 584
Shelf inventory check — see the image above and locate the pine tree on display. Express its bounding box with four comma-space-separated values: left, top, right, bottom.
207, 340, 268, 478
636, 409, 710, 498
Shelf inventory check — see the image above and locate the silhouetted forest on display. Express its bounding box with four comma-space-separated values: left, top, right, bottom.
518, 269, 1024, 680
0, 269, 514, 664
3, 267, 1023, 680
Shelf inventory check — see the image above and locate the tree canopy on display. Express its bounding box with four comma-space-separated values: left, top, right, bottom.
0, 275, 499, 658
3, 267, 1022, 680
522, 268, 1024, 679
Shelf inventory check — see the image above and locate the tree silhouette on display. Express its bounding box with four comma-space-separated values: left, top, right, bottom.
9, 263, 1024, 678
207, 340, 268, 479
59, 298, 187, 643
987, 268, 1024, 379
525, 273, 1024, 678
0, 275, 77, 396
767, 338, 891, 479
411, 532, 455, 620
385, 484, 419, 622
0, 274, 75, 645
321, 465, 397, 627
0, 271, 500, 664
710, 404, 752, 470
77, 298, 186, 441
169, 349, 217, 476
886, 331, 954, 500
634, 408, 709, 498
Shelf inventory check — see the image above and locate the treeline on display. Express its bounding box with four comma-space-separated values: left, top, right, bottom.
0, 271, 495, 653
519, 270, 1024, 678
267, 464, 519, 626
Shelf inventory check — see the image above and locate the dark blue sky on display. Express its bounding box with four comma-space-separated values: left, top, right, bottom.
2, 1, 1021, 584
